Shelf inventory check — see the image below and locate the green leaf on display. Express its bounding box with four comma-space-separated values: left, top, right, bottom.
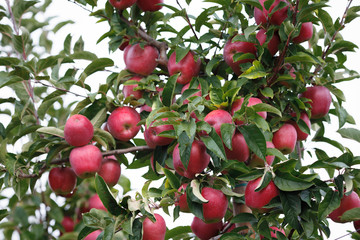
190, 180, 208, 203
239, 0, 262, 9
337, 128, 360, 143
90, 108, 107, 129
78, 58, 114, 85
93, 128, 116, 149
163, 168, 180, 190
240, 60, 267, 79
0, 209, 8, 222
175, 46, 190, 63
0, 57, 21, 66
220, 123, 236, 150
285, 52, 320, 64
318, 189, 341, 220
162, 74, 178, 107
13, 178, 29, 200
274, 172, 314, 191
279, 191, 302, 232
118, 175, 131, 194
341, 207, 360, 222
199, 128, 226, 160
238, 124, 266, 161
251, 103, 282, 117
78, 227, 100, 240
165, 226, 192, 240
53, 20, 74, 33
36, 126, 64, 138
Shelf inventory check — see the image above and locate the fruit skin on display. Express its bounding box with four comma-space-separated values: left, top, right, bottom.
109, 0, 136, 10
328, 191, 360, 223
64, 114, 94, 147
84, 230, 102, 240
175, 183, 190, 213
292, 22, 313, 44
98, 156, 121, 187
248, 141, 275, 167
142, 213, 166, 240
245, 178, 280, 212
124, 43, 159, 76
89, 194, 107, 212
204, 109, 233, 137
260, 226, 286, 239
137, 0, 163, 12
224, 132, 250, 162
272, 123, 297, 154
256, 29, 280, 56
231, 97, 267, 125
168, 51, 201, 85
191, 216, 223, 240
202, 187, 229, 223
61, 216, 75, 233
354, 220, 360, 233
172, 140, 210, 179
290, 112, 311, 141
48, 167, 77, 195
107, 106, 141, 142
144, 118, 174, 148
123, 76, 143, 100
223, 35, 257, 75
69, 145, 103, 178
254, 0, 289, 26
300, 86, 332, 119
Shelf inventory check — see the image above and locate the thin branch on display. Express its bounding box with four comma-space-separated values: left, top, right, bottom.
33, 79, 88, 98
175, 0, 200, 42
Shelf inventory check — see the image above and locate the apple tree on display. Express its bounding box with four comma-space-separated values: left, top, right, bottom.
1, 0, 360, 239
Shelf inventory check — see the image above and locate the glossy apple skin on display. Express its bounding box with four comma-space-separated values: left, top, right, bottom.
64, 114, 94, 147
260, 226, 286, 239
137, 0, 163, 11
248, 141, 275, 167
224, 132, 250, 162
61, 216, 75, 233
231, 97, 267, 125
175, 183, 190, 212
123, 76, 143, 99
84, 230, 102, 240
172, 140, 210, 179
354, 220, 360, 233
142, 213, 166, 240
124, 44, 159, 76
256, 29, 281, 56
168, 51, 201, 85
89, 194, 107, 212
292, 22, 313, 44
48, 167, 77, 195
144, 118, 174, 148
245, 178, 280, 212
290, 112, 311, 141
191, 216, 223, 240
98, 156, 121, 187
69, 145, 103, 178
254, 0, 289, 26
223, 36, 257, 75
329, 191, 360, 223
204, 109, 233, 137
109, 0, 136, 10
300, 86, 332, 119
107, 106, 141, 142
272, 123, 297, 154
202, 187, 228, 223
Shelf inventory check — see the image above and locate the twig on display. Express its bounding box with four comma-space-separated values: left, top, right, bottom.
33, 80, 87, 98
175, 0, 200, 42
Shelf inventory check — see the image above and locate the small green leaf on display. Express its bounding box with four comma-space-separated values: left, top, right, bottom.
338, 128, 360, 143
318, 189, 341, 220
163, 168, 181, 190
221, 123, 236, 150
238, 124, 266, 161
79, 58, 114, 85
199, 128, 226, 160
36, 127, 64, 138
162, 74, 178, 107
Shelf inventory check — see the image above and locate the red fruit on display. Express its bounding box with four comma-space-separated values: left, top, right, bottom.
172, 140, 210, 179
48, 167, 77, 195
272, 123, 297, 154
256, 29, 281, 56
144, 118, 174, 148
119, 36, 130, 51
254, 0, 289, 26
354, 220, 360, 233
224, 132, 250, 162
140, 104, 152, 113
123, 76, 143, 99
69, 145, 103, 178
248, 141, 276, 167
137, 0, 163, 11
202, 187, 228, 223
124, 44, 159, 76
329, 191, 360, 223
260, 226, 286, 239
142, 213, 166, 240
231, 97, 267, 125
175, 183, 190, 213
168, 51, 201, 85
290, 112, 311, 141
300, 86, 332, 119
245, 178, 280, 212
109, 0, 136, 10
61, 216, 75, 233
191, 216, 223, 240
84, 230, 102, 240
64, 114, 94, 147
98, 156, 121, 187
292, 22, 313, 44
204, 109, 233, 137
107, 106, 141, 142
89, 194, 107, 212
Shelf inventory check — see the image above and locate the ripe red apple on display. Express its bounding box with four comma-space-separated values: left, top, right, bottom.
292, 22, 313, 44
175, 183, 190, 213
224, 132, 250, 162
290, 112, 311, 141
300, 86, 332, 119
109, 0, 136, 10
223, 35, 257, 75
256, 29, 280, 56
89, 194, 107, 212
98, 156, 121, 187
84, 230, 102, 240
204, 109, 233, 137
191, 216, 223, 240
254, 0, 289, 26
354, 220, 360, 233
124, 43, 159, 76
107, 106, 141, 142
119, 36, 130, 51
137, 0, 163, 11
329, 191, 360, 223
172, 140, 210, 179
168, 51, 201, 85
272, 123, 297, 154
69, 145, 103, 178
231, 97, 267, 125
202, 187, 228, 223
142, 213, 166, 240
64, 114, 94, 147
245, 177, 280, 212
260, 226, 286, 239
248, 141, 275, 167
61, 216, 75, 233
140, 104, 153, 113
48, 167, 77, 195
123, 76, 143, 99
144, 118, 174, 148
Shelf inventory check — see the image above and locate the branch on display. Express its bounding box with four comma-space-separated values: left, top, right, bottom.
33, 79, 88, 98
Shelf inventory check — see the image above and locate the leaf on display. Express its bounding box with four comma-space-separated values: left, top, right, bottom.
285, 52, 320, 64
274, 172, 314, 191
279, 191, 302, 232
238, 124, 266, 161
53, 20, 74, 33
341, 207, 360, 222
251, 103, 282, 117
118, 175, 131, 195
78, 227, 100, 240
190, 180, 208, 203
175, 46, 190, 63
36, 126, 64, 138
318, 189, 341, 220
220, 123, 236, 150
240, 60, 267, 79
163, 168, 180, 190
0, 209, 8, 222
90, 108, 107, 129
337, 128, 360, 143
165, 226, 192, 240
78, 58, 114, 85
239, 0, 262, 9
199, 128, 226, 160
162, 74, 178, 107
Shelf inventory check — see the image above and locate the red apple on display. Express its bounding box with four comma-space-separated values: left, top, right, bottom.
329, 191, 360, 223
223, 35, 257, 75
245, 177, 280, 212
354, 220, 360, 233
231, 97, 267, 125
84, 230, 102, 240
64, 114, 94, 147
69, 145, 103, 178
109, 0, 136, 10
300, 86, 332, 119
140, 104, 153, 113
248, 141, 275, 167
260, 226, 286, 239
98, 156, 121, 187
137, 0, 163, 11
89, 194, 107, 212
191, 216, 223, 240
175, 183, 190, 213
290, 112, 311, 141
168, 51, 201, 85
272, 123, 297, 154
48, 167, 77, 195
256, 29, 281, 56
142, 213, 166, 240
292, 22, 313, 44
254, 0, 289, 26
124, 43, 159, 76
119, 36, 130, 51
61, 216, 75, 233
107, 106, 141, 142
202, 187, 228, 223
123, 76, 143, 99
224, 132, 250, 162
144, 118, 174, 148
204, 109, 233, 137
172, 140, 210, 179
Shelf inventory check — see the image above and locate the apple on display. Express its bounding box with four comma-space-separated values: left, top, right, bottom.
119, 36, 130, 51
223, 35, 257, 75
245, 177, 280, 212
248, 141, 275, 167
109, 0, 136, 10
172, 140, 210, 179
300, 86, 332, 119
84, 230, 102, 240
272, 123, 297, 154
124, 43, 159, 76
256, 29, 280, 56
202, 187, 228, 223
144, 118, 174, 148
140, 104, 153, 113
329, 191, 360, 223
89, 194, 107, 212
168, 51, 201, 85
354, 220, 360, 233
142, 213, 166, 240
107, 106, 141, 142
69, 145, 103, 178
231, 97, 267, 125
137, 0, 163, 12
260, 226, 286, 239
204, 109, 233, 137
175, 183, 190, 213
191, 216, 223, 240
48, 167, 77, 195
64, 114, 93, 147
289, 112, 311, 141
224, 132, 250, 162
254, 0, 289, 26
98, 156, 121, 187
292, 22, 313, 44
123, 76, 143, 100
61, 216, 75, 233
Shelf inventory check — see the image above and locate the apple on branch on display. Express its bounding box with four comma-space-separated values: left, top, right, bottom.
84, 230, 102, 240
272, 123, 297, 154
124, 43, 159, 76
292, 22, 313, 44
109, 0, 136, 10
123, 76, 143, 100
260, 226, 286, 239
191, 216, 223, 240
48, 167, 77, 196
204, 109, 233, 138
89, 194, 107, 212
248, 141, 275, 168
175, 183, 190, 213
98, 156, 121, 187
256, 29, 281, 56
61, 216, 75, 233
224, 131, 250, 163
64, 114, 94, 147
137, 0, 163, 12
168, 50, 201, 85
144, 118, 174, 148
328, 191, 360, 223
231, 97, 267, 125
142, 213, 166, 240
254, 0, 289, 26
201, 187, 229, 223
300, 85, 332, 119
69, 145, 103, 178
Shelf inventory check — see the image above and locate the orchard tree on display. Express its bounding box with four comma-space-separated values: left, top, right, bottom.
1, 0, 360, 239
